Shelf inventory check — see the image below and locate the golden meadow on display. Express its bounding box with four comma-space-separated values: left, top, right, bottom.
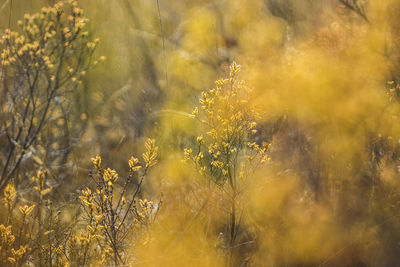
1, 0, 400, 266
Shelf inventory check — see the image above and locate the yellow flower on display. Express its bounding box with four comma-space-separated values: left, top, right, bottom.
197, 135, 204, 145
91, 155, 101, 168
143, 139, 158, 168
128, 156, 141, 172
19, 204, 35, 216
4, 184, 16, 206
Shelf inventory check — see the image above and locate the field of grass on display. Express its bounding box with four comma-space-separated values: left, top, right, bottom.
1, 0, 400, 266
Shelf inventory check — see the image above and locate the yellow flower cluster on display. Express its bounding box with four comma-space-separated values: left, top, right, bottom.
103, 168, 119, 186
0, 224, 30, 264
0, 183, 35, 265
143, 139, 158, 168
4, 184, 16, 209
137, 199, 154, 221
0, 225, 15, 246
78, 139, 158, 264
79, 188, 95, 214
128, 156, 141, 172
18, 205, 35, 216
91, 154, 101, 169
32, 170, 52, 197
0, 0, 102, 85
185, 62, 270, 184
8, 245, 28, 263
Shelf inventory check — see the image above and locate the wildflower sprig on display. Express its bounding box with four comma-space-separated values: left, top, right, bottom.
79, 138, 159, 265
0, 184, 32, 266
0, 224, 27, 265
4, 184, 16, 215
32, 170, 52, 197
185, 62, 270, 187
0, 0, 98, 82
184, 62, 271, 262
0, 0, 103, 191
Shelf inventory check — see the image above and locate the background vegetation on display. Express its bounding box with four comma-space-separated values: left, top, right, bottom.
1, 0, 400, 266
